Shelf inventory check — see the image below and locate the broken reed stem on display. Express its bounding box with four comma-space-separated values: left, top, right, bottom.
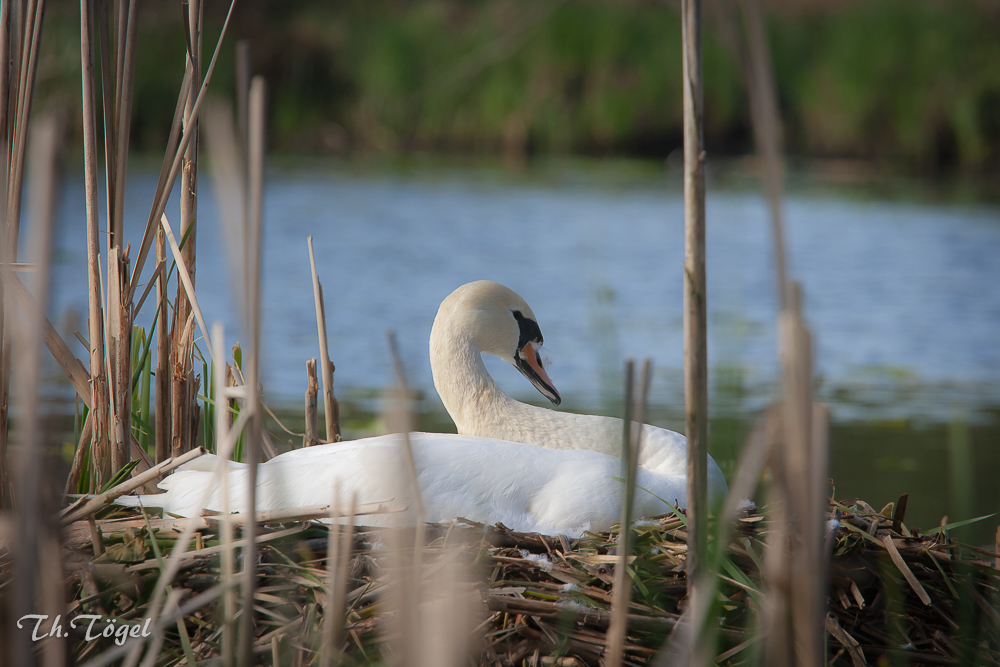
109, 245, 132, 471
171, 312, 195, 458
64, 410, 94, 494
61, 447, 206, 525
308, 235, 341, 442
682, 0, 708, 600
305, 358, 319, 446
155, 229, 170, 462
238, 75, 267, 667
80, 0, 111, 490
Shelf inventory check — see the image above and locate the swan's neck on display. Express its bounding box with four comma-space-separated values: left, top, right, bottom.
430, 330, 513, 436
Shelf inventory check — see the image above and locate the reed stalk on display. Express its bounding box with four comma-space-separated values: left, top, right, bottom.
607, 359, 652, 667
305, 358, 319, 446
171, 312, 194, 457
60, 446, 206, 525
0, 1, 10, 143
111, 0, 137, 250
235, 39, 251, 183
309, 235, 341, 442
1, 0, 46, 504
681, 0, 708, 602
9, 110, 62, 667
321, 488, 355, 667
155, 227, 170, 462
213, 321, 236, 667
730, 2, 828, 663
740, 0, 789, 308
174, 0, 202, 417
80, 0, 111, 490
0, 0, 12, 492
127, 0, 237, 296
239, 75, 267, 667
108, 245, 132, 470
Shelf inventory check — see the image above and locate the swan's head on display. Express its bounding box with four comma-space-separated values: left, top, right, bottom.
432, 280, 562, 406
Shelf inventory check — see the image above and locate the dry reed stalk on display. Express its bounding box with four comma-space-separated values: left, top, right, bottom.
213, 321, 236, 667
108, 245, 132, 470
171, 312, 195, 457
64, 410, 94, 494
5, 0, 44, 236
0, 1, 10, 141
116, 403, 252, 667
127, 0, 237, 296
767, 284, 826, 667
387, 328, 425, 532
681, 0, 708, 603
8, 110, 62, 667
0, 3, 11, 496
111, 0, 137, 249
607, 359, 653, 667
96, 0, 115, 249
740, 0, 789, 308
80, 0, 111, 489
305, 358, 319, 446
308, 236, 341, 442
382, 330, 428, 667
201, 500, 401, 524
239, 75, 267, 667
155, 227, 170, 462
174, 0, 202, 370
60, 446, 205, 525
322, 489, 342, 666
331, 494, 357, 659
235, 40, 250, 178
160, 214, 217, 367
0, 0, 45, 503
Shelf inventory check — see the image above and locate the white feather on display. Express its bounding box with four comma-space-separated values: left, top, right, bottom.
118, 432, 696, 538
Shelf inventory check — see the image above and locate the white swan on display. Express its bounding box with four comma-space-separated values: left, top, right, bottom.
430, 280, 728, 493
118, 280, 727, 536
118, 434, 688, 537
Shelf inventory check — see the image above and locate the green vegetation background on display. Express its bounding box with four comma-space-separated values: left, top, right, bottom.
35, 0, 1000, 174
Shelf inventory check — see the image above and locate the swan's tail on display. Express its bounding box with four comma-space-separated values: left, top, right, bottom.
112, 454, 230, 512
114, 493, 168, 509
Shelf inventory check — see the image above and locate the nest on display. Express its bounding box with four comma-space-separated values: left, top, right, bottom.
36, 497, 1000, 665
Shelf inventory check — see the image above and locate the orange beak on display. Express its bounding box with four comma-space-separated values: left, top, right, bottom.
515, 340, 561, 406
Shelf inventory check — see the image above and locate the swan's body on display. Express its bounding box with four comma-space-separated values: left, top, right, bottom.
117, 433, 686, 537
118, 280, 727, 534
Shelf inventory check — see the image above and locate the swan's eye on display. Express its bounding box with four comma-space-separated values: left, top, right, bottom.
512, 310, 523, 321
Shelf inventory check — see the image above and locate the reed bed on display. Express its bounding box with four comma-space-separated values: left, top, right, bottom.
10, 497, 991, 666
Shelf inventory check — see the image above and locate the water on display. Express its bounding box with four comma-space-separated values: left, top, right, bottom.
38, 160, 1000, 542
45, 161, 1000, 412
